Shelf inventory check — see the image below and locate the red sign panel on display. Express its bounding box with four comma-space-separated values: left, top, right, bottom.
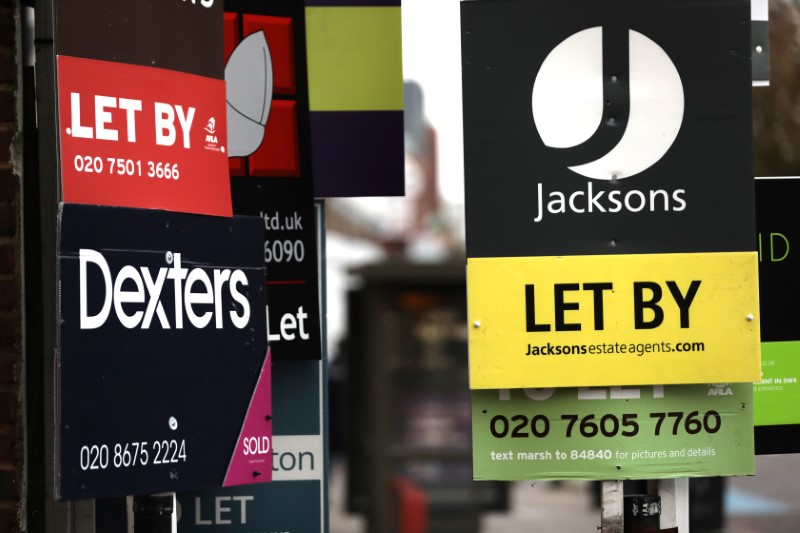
225, 12, 301, 178
57, 55, 232, 216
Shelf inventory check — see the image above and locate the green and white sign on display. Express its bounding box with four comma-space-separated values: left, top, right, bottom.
755, 342, 800, 427
472, 384, 754, 481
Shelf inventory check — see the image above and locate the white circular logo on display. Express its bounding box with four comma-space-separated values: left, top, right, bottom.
532, 27, 684, 180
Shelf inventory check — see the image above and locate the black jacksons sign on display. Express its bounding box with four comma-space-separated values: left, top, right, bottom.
462, 0, 754, 258
57, 204, 267, 499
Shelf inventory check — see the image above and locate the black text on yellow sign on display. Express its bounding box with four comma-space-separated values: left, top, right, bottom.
525, 280, 701, 333
467, 252, 761, 389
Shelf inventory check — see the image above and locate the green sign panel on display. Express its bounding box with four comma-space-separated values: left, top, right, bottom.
472, 385, 754, 481
756, 342, 800, 426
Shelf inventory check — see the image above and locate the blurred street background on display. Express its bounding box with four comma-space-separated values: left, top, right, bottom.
330, 454, 800, 532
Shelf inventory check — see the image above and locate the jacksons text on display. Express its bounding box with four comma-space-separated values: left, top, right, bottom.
533, 182, 686, 222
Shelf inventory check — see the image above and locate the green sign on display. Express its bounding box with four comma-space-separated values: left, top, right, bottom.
755, 341, 800, 426
472, 385, 754, 480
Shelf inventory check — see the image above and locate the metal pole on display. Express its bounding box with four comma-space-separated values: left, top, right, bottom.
657, 478, 688, 532
601, 481, 624, 533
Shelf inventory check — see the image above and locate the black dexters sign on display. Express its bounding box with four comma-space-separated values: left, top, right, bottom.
57, 204, 268, 499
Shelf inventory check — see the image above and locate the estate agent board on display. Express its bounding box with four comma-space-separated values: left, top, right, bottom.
462, 0, 760, 389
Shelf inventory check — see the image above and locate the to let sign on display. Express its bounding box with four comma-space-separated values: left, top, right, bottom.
57, 56, 231, 216
472, 384, 754, 481
462, 0, 760, 389
54, 0, 232, 216
57, 205, 269, 500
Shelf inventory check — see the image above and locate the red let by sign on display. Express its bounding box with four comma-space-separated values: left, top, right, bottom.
57, 55, 232, 217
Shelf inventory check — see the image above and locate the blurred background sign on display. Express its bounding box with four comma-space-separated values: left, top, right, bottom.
341, 262, 506, 533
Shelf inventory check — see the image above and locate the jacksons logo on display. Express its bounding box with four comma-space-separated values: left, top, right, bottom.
533, 182, 686, 223
531, 26, 686, 223
79, 249, 251, 330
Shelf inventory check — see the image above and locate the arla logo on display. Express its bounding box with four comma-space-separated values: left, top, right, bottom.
707, 383, 733, 396
79, 249, 251, 330
205, 117, 217, 135
203, 116, 223, 152
532, 27, 684, 180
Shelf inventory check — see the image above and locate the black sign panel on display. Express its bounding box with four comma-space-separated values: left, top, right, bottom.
55, 0, 224, 79
94, 359, 328, 532
754, 177, 800, 454
227, 0, 322, 360
462, 0, 753, 258
57, 204, 267, 499
232, 181, 321, 361
756, 178, 800, 343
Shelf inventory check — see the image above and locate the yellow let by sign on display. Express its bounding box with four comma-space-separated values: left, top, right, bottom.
468, 252, 761, 389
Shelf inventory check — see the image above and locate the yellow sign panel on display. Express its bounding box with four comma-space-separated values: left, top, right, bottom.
468, 252, 761, 389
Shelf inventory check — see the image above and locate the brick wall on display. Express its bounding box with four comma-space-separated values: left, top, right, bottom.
0, 0, 23, 532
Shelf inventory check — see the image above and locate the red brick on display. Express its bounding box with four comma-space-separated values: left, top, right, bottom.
0, 507, 17, 533
0, 90, 14, 123
0, 278, 17, 311
0, 430, 15, 463
0, 356, 16, 386
0, 244, 14, 274
0, 7, 15, 38
0, 469, 18, 502
0, 127, 12, 164
0, 49, 13, 85
0, 205, 16, 237
0, 317, 19, 353
0, 392, 18, 424
0, 170, 18, 202
0, 6, 21, 531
